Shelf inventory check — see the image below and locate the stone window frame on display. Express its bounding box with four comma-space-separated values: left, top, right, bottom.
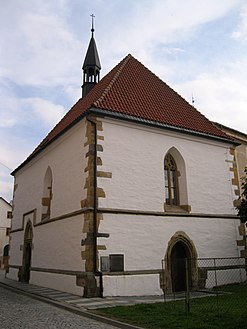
41, 166, 53, 221
164, 153, 179, 207
164, 147, 191, 213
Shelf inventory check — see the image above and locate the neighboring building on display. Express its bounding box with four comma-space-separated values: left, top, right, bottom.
0, 197, 12, 269
8, 26, 245, 297
214, 123, 247, 192
214, 123, 247, 258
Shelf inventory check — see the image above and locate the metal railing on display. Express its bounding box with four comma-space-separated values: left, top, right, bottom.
161, 257, 246, 316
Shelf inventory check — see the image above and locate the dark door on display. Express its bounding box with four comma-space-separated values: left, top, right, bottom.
22, 242, 32, 283
3, 244, 9, 269
171, 242, 187, 292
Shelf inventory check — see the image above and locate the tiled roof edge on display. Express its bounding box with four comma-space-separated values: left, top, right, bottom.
89, 108, 237, 145
11, 110, 90, 176
214, 122, 247, 140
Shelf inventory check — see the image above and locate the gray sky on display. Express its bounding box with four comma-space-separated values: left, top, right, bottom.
1, 0, 247, 201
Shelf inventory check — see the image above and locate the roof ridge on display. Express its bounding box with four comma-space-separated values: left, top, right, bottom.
92, 54, 132, 107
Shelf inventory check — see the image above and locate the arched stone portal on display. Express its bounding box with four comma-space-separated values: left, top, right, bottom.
21, 221, 33, 283
162, 231, 198, 294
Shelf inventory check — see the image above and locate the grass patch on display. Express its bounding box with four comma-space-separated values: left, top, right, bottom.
95, 283, 247, 329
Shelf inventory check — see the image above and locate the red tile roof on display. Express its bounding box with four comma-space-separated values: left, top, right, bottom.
13, 54, 230, 174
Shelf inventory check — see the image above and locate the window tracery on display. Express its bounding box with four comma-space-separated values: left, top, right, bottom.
164, 153, 179, 207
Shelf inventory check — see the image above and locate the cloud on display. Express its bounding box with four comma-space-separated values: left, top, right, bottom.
232, 3, 247, 41
0, 90, 66, 129
0, 102, 19, 128
97, 0, 244, 83
175, 71, 247, 133
0, 93, 66, 202
0, 135, 31, 202
25, 98, 66, 127
0, 170, 14, 202
100, 0, 241, 55
0, 1, 82, 88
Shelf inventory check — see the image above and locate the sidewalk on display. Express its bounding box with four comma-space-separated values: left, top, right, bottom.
0, 271, 164, 310
0, 271, 219, 329
0, 270, 165, 329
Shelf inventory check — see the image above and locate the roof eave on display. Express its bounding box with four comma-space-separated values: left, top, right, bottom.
89, 108, 237, 145
0, 197, 12, 207
11, 110, 91, 176
12, 106, 237, 176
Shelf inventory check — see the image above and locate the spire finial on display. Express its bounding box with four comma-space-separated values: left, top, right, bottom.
192, 93, 195, 106
82, 14, 101, 97
90, 14, 95, 36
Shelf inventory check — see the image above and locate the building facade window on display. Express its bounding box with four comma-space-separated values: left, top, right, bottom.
164, 153, 179, 207
7, 211, 12, 219
41, 167, 53, 220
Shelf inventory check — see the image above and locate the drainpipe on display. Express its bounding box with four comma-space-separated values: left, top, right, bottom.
86, 116, 103, 297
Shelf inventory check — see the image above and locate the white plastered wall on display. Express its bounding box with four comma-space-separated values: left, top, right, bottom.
11, 120, 87, 230
8, 215, 85, 294
96, 118, 240, 296
29, 214, 85, 295
0, 199, 11, 268
8, 120, 87, 293
30, 271, 83, 295
98, 119, 237, 215
98, 214, 241, 296
7, 231, 23, 272
31, 215, 84, 271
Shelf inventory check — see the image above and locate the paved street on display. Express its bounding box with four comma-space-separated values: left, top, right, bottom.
0, 285, 119, 329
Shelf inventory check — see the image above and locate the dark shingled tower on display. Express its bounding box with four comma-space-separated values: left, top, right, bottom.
82, 15, 101, 98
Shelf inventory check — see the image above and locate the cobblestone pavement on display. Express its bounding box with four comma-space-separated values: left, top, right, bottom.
0, 285, 119, 329
0, 272, 164, 310
0, 271, 215, 329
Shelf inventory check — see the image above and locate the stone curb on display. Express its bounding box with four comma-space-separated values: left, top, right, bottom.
0, 281, 143, 329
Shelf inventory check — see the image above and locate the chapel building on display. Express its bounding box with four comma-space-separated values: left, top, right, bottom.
7, 24, 245, 297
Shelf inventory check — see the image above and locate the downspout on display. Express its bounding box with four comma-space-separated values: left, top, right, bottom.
86, 116, 103, 297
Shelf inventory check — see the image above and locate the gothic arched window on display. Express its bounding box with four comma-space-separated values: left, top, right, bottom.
164, 154, 179, 207
41, 167, 53, 220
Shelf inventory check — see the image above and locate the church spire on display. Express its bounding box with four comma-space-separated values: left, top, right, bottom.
82, 15, 101, 98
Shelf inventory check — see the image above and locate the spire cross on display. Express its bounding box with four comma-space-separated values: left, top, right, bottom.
91, 14, 95, 35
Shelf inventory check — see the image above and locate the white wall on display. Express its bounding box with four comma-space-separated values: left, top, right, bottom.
98, 213, 241, 296
12, 120, 87, 230
8, 214, 85, 294
7, 231, 23, 267
9, 120, 87, 290
31, 215, 84, 271
0, 199, 11, 268
98, 119, 236, 215
30, 272, 84, 296
98, 214, 240, 270
103, 274, 162, 297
